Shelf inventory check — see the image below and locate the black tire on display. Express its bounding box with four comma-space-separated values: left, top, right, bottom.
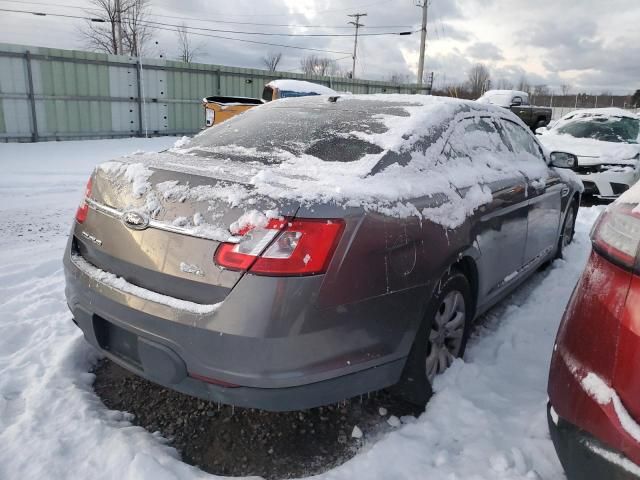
535, 119, 548, 130
395, 269, 473, 406
556, 199, 578, 259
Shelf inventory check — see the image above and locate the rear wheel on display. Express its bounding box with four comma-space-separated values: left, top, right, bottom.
396, 269, 472, 406
557, 200, 578, 259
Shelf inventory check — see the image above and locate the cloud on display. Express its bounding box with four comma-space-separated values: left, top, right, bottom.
466, 42, 503, 61
0, 0, 637, 92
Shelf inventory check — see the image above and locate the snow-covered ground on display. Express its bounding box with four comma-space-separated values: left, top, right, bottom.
0, 137, 603, 479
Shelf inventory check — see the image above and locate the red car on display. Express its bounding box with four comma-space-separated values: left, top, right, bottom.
548, 188, 640, 479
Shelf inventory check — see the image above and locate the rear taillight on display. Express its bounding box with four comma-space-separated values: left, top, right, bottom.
592, 203, 640, 272
205, 107, 215, 126
215, 218, 344, 276
75, 177, 93, 224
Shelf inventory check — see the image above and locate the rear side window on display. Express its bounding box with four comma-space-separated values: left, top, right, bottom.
446, 117, 510, 160
498, 119, 546, 162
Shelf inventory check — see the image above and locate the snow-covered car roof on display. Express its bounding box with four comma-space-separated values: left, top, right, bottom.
477, 90, 529, 107
98, 94, 556, 233
557, 107, 638, 123
265, 79, 337, 96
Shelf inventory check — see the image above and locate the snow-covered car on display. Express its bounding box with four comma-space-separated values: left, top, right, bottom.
64, 95, 581, 411
548, 182, 640, 479
476, 90, 552, 130
202, 79, 338, 127
537, 108, 640, 199
261, 79, 338, 100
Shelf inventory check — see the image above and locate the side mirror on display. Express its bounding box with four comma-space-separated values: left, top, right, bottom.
535, 126, 548, 135
511, 97, 522, 107
549, 151, 578, 169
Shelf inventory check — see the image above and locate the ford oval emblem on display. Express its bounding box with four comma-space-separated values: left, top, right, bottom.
122, 210, 150, 230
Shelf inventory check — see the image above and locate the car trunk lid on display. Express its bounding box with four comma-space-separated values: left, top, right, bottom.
74, 152, 299, 305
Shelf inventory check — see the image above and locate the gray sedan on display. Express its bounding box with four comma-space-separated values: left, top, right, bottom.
64, 95, 581, 411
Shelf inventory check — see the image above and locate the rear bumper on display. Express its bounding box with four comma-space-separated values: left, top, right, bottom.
548, 403, 640, 480
73, 299, 403, 411
64, 246, 415, 411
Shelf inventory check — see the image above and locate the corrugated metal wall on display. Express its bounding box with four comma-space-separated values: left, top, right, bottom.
0, 43, 430, 142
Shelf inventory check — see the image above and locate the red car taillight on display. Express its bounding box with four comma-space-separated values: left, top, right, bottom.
215, 218, 344, 276
592, 203, 640, 272
75, 177, 93, 224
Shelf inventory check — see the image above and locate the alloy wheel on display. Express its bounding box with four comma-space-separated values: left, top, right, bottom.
425, 290, 466, 382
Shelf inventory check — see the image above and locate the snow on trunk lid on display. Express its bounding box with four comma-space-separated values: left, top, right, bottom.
74, 155, 299, 304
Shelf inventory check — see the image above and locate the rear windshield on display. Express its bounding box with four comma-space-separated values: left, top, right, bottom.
186, 101, 413, 163
557, 116, 640, 144
279, 90, 322, 99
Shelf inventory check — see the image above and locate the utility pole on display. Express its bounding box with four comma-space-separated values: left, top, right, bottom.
348, 13, 367, 79
416, 0, 428, 85
115, 0, 124, 54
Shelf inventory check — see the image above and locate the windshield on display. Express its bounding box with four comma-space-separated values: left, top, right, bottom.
184, 99, 420, 163
556, 116, 640, 143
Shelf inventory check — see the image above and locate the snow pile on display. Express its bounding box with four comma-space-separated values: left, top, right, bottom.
95, 95, 554, 234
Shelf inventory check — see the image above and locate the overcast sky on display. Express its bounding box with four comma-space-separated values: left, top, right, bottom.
0, 0, 638, 94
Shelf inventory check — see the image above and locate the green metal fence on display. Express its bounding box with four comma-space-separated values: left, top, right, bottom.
0, 43, 429, 142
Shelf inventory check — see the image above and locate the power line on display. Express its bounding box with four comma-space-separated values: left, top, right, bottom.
137, 17, 415, 38
0, 0, 407, 28
0, 8, 354, 55
144, 13, 413, 30
0, 6, 416, 38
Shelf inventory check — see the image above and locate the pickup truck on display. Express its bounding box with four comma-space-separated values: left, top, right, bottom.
203, 79, 337, 127
476, 90, 552, 130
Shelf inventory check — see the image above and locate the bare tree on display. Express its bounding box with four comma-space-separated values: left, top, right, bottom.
82, 0, 121, 54
299, 55, 336, 76
82, 0, 153, 56
533, 84, 550, 96
261, 52, 282, 72
121, 0, 152, 56
388, 72, 412, 84
176, 23, 202, 63
560, 84, 571, 96
437, 83, 471, 99
495, 78, 514, 90
467, 63, 491, 98
518, 76, 532, 95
